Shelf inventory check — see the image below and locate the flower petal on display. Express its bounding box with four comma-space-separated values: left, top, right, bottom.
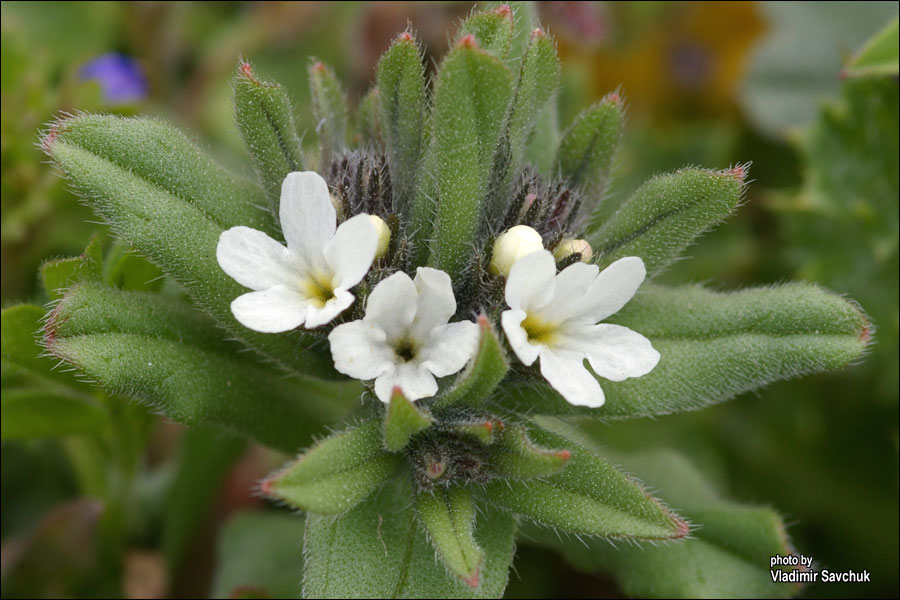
580, 256, 646, 323
325, 214, 378, 290
374, 363, 438, 403
329, 320, 393, 380
501, 309, 540, 366
230, 286, 309, 333
538, 349, 606, 408
279, 172, 335, 265
505, 250, 556, 312
420, 320, 480, 377
305, 288, 355, 329
217, 226, 302, 291
364, 271, 417, 339
411, 267, 457, 339
579, 324, 661, 382
549, 261, 600, 322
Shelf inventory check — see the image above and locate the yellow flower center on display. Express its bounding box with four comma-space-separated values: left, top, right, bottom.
300, 272, 337, 308
521, 314, 559, 346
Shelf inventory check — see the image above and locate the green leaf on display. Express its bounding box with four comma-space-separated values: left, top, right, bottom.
303, 477, 517, 598
100, 241, 164, 292
480, 424, 688, 540
39, 233, 103, 300
162, 427, 246, 574
845, 16, 899, 77
433, 315, 508, 411
233, 61, 304, 210
525, 96, 561, 178
588, 167, 744, 276
429, 37, 514, 282
45, 288, 358, 453
1, 304, 79, 387
355, 86, 382, 147
262, 420, 403, 515
448, 419, 499, 445
309, 59, 349, 166
376, 32, 426, 213
416, 485, 484, 587
487, 27, 560, 221
384, 387, 433, 452
493, 282, 871, 417
212, 510, 305, 600
1, 389, 107, 440
557, 94, 624, 204
44, 113, 334, 377
531, 449, 800, 599
487, 424, 571, 479
457, 6, 515, 60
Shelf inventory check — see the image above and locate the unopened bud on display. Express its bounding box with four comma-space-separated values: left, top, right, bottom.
553, 238, 593, 263
490, 225, 544, 277
369, 214, 391, 258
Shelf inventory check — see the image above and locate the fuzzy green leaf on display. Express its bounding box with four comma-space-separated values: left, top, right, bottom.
44, 114, 334, 377
303, 477, 516, 598
844, 16, 899, 77
480, 424, 687, 540
416, 485, 484, 587
233, 61, 304, 209
531, 449, 800, 599
39, 233, 103, 300
356, 86, 382, 147
376, 33, 425, 213
557, 95, 624, 203
45, 285, 358, 452
212, 511, 306, 600
384, 387, 433, 452
457, 6, 515, 60
100, 241, 164, 292
487, 424, 571, 479
263, 420, 403, 515
1, 304, 79, 387
429, 38, 513, 281
309, 60, 349, 166
588, 167, 744, 276
433, 315, 509, 411
494, 282, 871, 418
1, 389, 107, 440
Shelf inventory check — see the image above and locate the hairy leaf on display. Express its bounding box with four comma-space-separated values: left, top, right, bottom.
309, 60, 348, 167
844, 16, 899, 77
457, 6, 515, 60
384, 387, 433, 452
416, 485, 484, 587
433, 315, 508, 411
557, 94, 623, 204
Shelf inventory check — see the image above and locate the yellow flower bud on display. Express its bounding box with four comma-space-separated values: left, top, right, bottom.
553, 238, 593, 263
490, 225, 544, 277
369, 214, 391, 258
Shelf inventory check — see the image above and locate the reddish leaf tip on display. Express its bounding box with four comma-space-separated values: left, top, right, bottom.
464, 569, 481, 588
311, 61, 326, 73
531, 27, 545, 39
495, 4, 512, 19
476, 313, 491, 329
459, 34, 477, 49
399, 31, 414, 42
607, 92, 620, 103
556, 449, 572, 461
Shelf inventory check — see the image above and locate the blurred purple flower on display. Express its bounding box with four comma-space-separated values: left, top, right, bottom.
79, 53, 148, 104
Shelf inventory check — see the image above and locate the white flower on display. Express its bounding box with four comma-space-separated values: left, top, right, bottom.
490, 225, 544, 277
216, 171, 377, 332
329, 268, 480, 403
501, 250, 660, 408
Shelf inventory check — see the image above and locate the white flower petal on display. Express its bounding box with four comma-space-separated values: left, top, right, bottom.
364, 271, 417, 339
279, 172, 335, 264
305, 288, 355, 329
329, 320, 393, 380
501, 309, 540, 366
420, 321, 480, 377
505, 250, 557, 312
549, 261, 599, 322
217, 226, 302, 291
539, 349, 606, 408
230, 286, 309, 333
411, 267, 457, 339
374, 363, 438, 403
324, 214, 378, 290
577, 324, 661, 382
580, 256, 647, 323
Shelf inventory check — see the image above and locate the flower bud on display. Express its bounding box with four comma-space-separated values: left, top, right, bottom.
369, 214, 391, 258
490, 225, 544, 276
553, 238, 593, 263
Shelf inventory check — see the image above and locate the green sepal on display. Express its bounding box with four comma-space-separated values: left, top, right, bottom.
416, 484, 485, 588
588, 167, 744, 276
480, 424, 688, 540
262, 420, 404, 515
557, 93, 624, 203
448, 419, 501, 445
457, 5, 515, 60
355, 86, 382, 147
233, 61, 304, 210
384, 387, 434, 452
487, 424, 571, 479
433, 314, 508, 411
309, 59, 349, 166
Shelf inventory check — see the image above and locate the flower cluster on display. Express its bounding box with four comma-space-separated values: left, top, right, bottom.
217, 171, 659, 407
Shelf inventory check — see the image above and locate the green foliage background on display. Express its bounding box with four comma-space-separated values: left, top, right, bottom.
1, 2, 897, 598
